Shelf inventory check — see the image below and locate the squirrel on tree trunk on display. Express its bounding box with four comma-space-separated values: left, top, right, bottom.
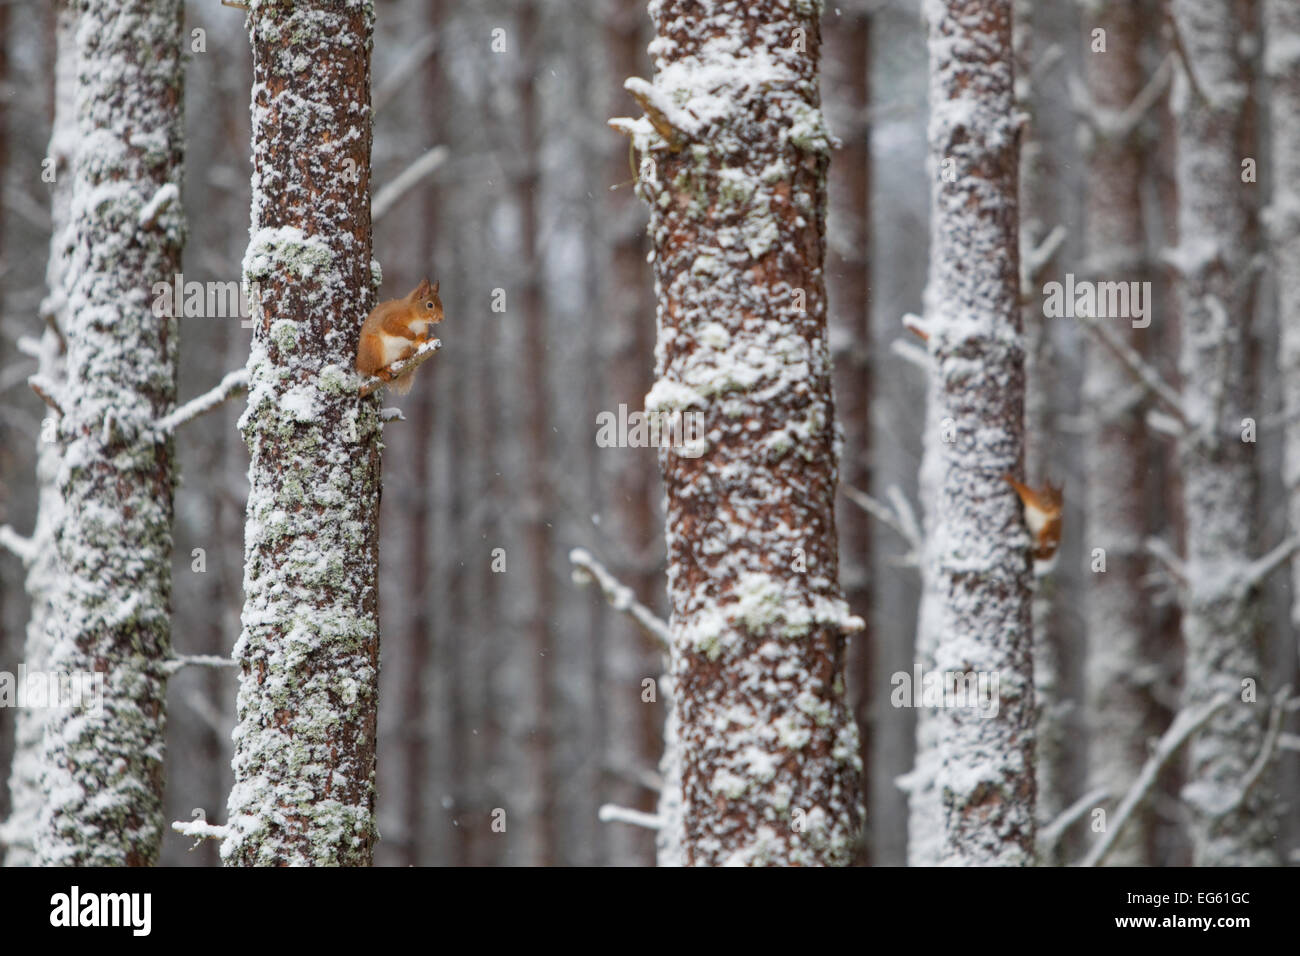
355, 278, 443, 395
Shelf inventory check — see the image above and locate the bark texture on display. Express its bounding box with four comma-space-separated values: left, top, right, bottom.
1169, 0, 1278, 865
222, 0, 380, 866
619, 0, 864, 866
925, 0, 1036, 865
35, 0, 184, 866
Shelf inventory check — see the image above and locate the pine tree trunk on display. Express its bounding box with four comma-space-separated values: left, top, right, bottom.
621, 0, 864, 866
1169, 0, 1278, 866
1, 0, 75, 867
35, 0, 184, 867
1080, 0, 1155, 866
925, 0, 1036, 865
1268, 0, 1300, 662
222, 0, 380, 867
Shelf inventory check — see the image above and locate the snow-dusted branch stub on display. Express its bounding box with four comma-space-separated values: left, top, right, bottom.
138, 183, 179, 232
171, 809, 231, 849
161, 654, 239, 677
28, 374, 64, 417
0, 525, 37, 565
569, 546, 670, 649
619, 77, 694, 150
358, 338, 441, 397
155, 368, 249, 433
597, 803, 664, 831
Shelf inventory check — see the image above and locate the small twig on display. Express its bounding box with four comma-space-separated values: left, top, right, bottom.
359, 338, 441, 397
1109, 53, 1174, 141
890, 337, 929, 372
597, 804, 663, 831
162, 654, 239, 677
1165, 9, 1208, 107
0, 525, 36, 564
1237, 537, 1300, 598
1081, 692, 1231, 867
1212, 688, 1293, 818
1021, 224, 1068, 295
843, 484, 921, 554
28, 374, 63, 417
569, 547, 670, 649
138, 183, 178, 231
1078, 313, 1190, 432
372, 147, 448, 223
171, 809, 231, 849
156, 368, 249, 433
1040, 785, 1110, 855
1145, 536, 1187, 587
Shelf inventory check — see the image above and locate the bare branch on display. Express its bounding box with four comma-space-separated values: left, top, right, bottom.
890, 337, 929, 372
569, 546, 670, 649
1145, 536, 1187, 587
371, 147, 449, 224
162, 654, 239, 677
1021, 224, 1068, 294
0, 525, 36, 564
1237, 538, 1300, 597
1211, 688, 1293, 818
1039, 785, 1110, 855
843, 484, 921, 554
1079, 313, 1190, 431
1108, 53, 1174, 141
358, 338, 442, 397
597, 804, 663, 831
156, 368, 249, 433
1081, 693, 1231, 867
28, 375, 64, 417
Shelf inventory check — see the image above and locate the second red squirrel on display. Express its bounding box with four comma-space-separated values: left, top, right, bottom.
356, 278, 443, 395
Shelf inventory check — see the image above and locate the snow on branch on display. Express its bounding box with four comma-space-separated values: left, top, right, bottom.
1078, 313, 1191, 433
138, 183, 179, 231
1039, 785, 1110, 857
162, 653, 239, 676
372, 147, 448, 224
597, 804, 663, 831
28, 374, 64, 417
1236, 537, 1300, 598
843, 484, 921, 565
613, 77, 697, 150
1080, 692, 1231, 867
171, 809, 231, 849
1021, 224, 1068, 295
569, 547, 670, 649
155, 368, 249, 433
0, 525, 37, 565
358, 338, 441, 397
1145, 536, 1187, 588
1209, 687, 1295, 819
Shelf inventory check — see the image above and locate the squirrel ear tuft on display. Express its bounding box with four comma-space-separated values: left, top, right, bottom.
411, 279, 430, 299
430, 279, 439, 295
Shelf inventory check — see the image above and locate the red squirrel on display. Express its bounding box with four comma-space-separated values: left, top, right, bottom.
355, 278, 443, 394
1004, 476, 1063, 562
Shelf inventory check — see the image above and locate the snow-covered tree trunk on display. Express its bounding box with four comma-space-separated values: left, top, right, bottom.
222, 0, 380, 866
1268, 0, 1300, 645
34, 0, 184, 866
925, 0, 1036, 865
1168, 0, 1278, 866
1080, 0, 1155, 866
615, 0, 864, 866
0, 0, 76, 866
903, 349, 946, 866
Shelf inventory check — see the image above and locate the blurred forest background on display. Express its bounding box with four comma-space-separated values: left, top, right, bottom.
0, 0, 1297, 865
